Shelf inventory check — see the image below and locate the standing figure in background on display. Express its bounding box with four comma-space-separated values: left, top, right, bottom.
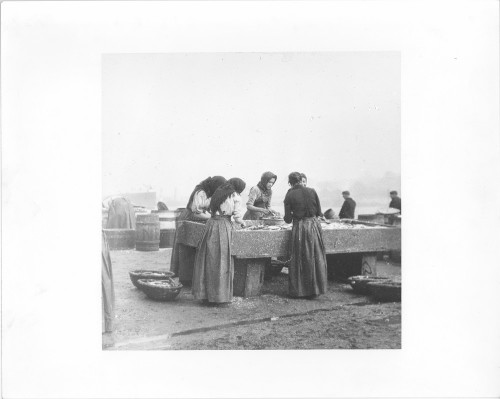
339, 191, 356, 219
300, 173, 307, 187
244, 171, 279, 219
102, 196, 136, 229
284, 172, 328, 298
192, 178, 247, 305
170, 176, 227, 285
102, 230, 115, 334
389, 190, 401, 212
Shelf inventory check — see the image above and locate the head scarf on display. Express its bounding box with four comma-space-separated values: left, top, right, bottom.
186, 176, 227, 208
210, 178, 246, 215
257, 171, 277, 195
208, 176, 227, 197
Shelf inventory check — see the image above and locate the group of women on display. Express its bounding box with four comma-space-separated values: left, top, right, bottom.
170, 171, 328, 306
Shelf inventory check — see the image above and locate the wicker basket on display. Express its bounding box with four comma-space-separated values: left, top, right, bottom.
261, 217, 285, 226
137, 278, 183, 301
367, 281, 401, 302
129, 269, 175, 289
347, 275, 392, 295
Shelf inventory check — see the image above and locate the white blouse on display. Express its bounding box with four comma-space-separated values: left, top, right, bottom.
190, 190, 210, 214
218, 193, 244, 224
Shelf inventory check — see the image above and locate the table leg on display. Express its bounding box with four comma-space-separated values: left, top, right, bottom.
233, 258, 269, 297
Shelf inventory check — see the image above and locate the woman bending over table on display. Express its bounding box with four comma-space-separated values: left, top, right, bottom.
170, 176, 227, 283
192, 178, 247, 305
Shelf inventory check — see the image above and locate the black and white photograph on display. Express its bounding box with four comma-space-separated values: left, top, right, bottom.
101, 52, 402, 350
2, 1, 500, 398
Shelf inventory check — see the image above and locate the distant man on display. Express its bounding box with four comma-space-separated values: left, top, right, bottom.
339, 191, 356, 219
300, 173, 307, 187
389, 191, 401, 212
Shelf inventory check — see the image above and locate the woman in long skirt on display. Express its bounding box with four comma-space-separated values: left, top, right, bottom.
192, 178, 246, 304
170, 176, 226, 283
102, 230, 115, 333
283, 172, 328, 298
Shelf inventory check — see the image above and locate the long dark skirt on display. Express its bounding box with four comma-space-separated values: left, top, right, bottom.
192, 216, 234, 303
288, 217, 328, 297
102, 230, 115, 333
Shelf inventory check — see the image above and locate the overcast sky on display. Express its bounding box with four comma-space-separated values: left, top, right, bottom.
102, 52, 400, 207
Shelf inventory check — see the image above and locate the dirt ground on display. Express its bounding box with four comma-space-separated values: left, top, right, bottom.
103, 248, 401, 350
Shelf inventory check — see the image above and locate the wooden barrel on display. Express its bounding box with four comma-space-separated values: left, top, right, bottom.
103, 228, 135, 250
135, 213, 160, 251
159, 209, 184, 248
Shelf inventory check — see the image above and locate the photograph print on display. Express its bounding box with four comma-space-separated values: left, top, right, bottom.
101, 52, 401, 350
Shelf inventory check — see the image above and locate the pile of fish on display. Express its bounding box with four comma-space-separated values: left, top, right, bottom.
242, 224, 289, 231
241, 221, 383, 231
142, 278, 178, 287
321, 222, 379, 229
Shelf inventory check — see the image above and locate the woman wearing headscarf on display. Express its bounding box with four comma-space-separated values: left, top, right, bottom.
192, 178, 246, 304
283, 171, 328, 298
170, 176, 227, 284
243, 171, 278, 220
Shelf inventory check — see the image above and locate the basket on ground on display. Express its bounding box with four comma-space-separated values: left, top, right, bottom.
347, 275, 392, 295
367, 280, 401, 302
129, 269, 175, 288
269, 259, 288, 276
137, 278, 183, 301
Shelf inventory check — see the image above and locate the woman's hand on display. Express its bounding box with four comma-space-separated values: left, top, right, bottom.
261, 208, 271, 215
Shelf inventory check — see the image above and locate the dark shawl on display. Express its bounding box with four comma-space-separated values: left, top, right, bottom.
186, 175, 227, 209
210, 178, 246, 215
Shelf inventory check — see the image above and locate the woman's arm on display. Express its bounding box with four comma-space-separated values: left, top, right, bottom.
231, 194, 246, 226
246, 204, 270, 215
191, 191, 211, 220
191, 212, 211, 221
313, 189, 324, 217
246, 187, 270, 215
283, 193, 293, 224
